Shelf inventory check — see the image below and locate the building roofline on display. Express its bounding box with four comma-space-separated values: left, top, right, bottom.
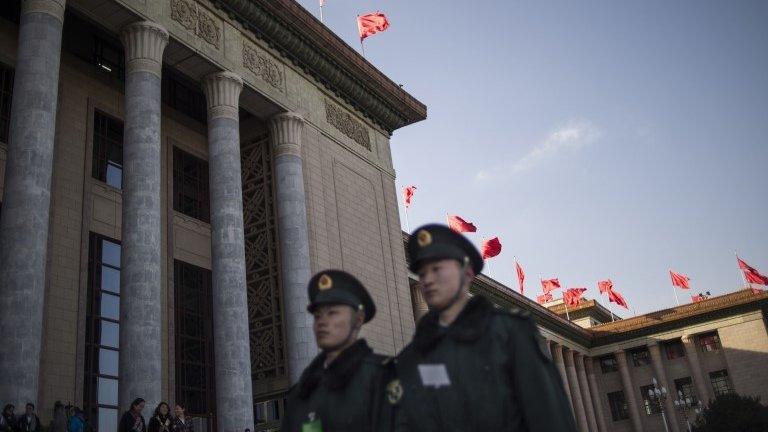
212, 0, 427, 133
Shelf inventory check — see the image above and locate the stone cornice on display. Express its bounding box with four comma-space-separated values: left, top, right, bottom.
211, 0, 427, 134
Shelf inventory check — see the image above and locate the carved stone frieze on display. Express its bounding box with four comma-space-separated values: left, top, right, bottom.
324, 100, 371, 151
242, 43, 284, 91
170, 0, 221, 49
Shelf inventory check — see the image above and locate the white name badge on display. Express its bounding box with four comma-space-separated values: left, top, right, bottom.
418, 364, 452, 388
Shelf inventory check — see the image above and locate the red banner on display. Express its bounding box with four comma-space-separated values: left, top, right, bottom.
357, 12, 390, 40
670, 270, 691, 289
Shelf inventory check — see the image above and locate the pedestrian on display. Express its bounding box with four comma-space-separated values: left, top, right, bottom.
49, 401, 67, 432
389, 224, 577, 431
148, 403, 171, 432
67, 408, 84, 432
170, 405, 191, 432
0, 404, 17, 432
119, 399, 146, 432
281, 270, 390, 432
17, 404, 40, 432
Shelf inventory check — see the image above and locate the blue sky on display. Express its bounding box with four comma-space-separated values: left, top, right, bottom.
296, 0, 768, 316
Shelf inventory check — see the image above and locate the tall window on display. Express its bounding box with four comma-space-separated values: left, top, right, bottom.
698, 332, 721, 352
599, 355, 618, 373
162, 69, 207, 124
92, 111, 123, 189
173, 148, 210, 222
630, 347, 651, 367
674, 377, 697, 403
640, 384, 663, 415
174, 260, 215, 425
607, 391, 629, 421
664, 339, 686, 360
0, 63, 13, 143
84, 234, 121, 432
709, 370, 732, 396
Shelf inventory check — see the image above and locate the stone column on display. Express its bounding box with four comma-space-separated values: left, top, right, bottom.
585, 357, 609, 432
269, 112, 316, 384
0, 0, 66, 408
615, 349, 644, 432
682, 334, 714, 404
202, 72, 254, 432
576, 353, 599, 432
565, 349, 589, 432
648, 342, 680, 432
551, 342, 574, 409
118, 21, 167, 418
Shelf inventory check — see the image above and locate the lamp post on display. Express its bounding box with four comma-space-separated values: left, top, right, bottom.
648, 377, 670, 432
674, 391, 704, 432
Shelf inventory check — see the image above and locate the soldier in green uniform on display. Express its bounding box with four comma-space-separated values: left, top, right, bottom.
281, 270, 390, 432
387, 224, 577, 431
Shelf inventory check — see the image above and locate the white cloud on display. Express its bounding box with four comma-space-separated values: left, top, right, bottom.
475, 119, 603, 181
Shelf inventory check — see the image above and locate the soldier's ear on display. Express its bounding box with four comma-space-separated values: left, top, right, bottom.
354, 309, 365, 329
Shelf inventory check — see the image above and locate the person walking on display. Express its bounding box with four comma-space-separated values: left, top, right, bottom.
148, 403, 171, 432
17, 404, 40, 432
119, 399, 146, 432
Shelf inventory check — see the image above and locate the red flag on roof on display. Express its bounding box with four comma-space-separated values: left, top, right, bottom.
357, 12, 390, 41
515, 261, 525, 295
597, 279, 613, 294
402, 185, 416, 209
541, 278, 561, 294
670, 270, 691, 289
691, 294, 705, 303
447, 215, 477, 233
737, 257, 768, 285
564, 288, 587, 306
536, 292, 553, 304
607, 288, 629, 309
752, 287, 765, 295
481, 237, 502, 260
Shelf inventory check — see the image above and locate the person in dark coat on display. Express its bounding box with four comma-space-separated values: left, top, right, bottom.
17, 404, 40, 432
281, 270, 390, 432
119, 399, 146, 432
170, 404, 192, 432
0, 404, 18, 432
49, 401, 68, 432
147, 403, 171, 432
388, 224, 577, 431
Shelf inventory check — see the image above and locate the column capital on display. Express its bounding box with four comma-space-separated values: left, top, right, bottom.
121, 21, 169, 76
203, 72, 243, 120
270, 112, 305, 157
22, 0, 65, 21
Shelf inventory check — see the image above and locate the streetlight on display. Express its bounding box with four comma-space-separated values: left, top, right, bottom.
648, 377, 670, 432
674, 391, 704, 432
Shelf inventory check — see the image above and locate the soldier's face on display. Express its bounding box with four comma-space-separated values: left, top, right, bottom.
312, 304, 357, 350
418, 259, 465, 309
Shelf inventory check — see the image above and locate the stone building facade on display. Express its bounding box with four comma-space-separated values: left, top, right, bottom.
411, 272, 768, 432
0, 0, 425, 431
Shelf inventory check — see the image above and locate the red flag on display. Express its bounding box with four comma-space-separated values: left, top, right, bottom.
536, 292, 553, 304
515, 261, 525, 295
597, 279, 613, 294
670, 270, 691, 289
564, 288, 587, 306
541, 278, 561, 294
607, 288, 629, 309
752, 287, 765, 295
481, 237, 501, 260
402, 185, 416, 209
737, 257, 768, 285
357, 12, 390, 41
691, 294, 705, 303
447, 215, 477, 233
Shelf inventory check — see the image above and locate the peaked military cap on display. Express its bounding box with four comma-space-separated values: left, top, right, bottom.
307, 270, 376, 323
407, 223, 484, 274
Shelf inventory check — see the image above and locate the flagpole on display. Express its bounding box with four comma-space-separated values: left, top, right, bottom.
670, 269, 680, 306
735, 250, 748, 290
360, 39, 366, 58
320, 5, 324, 23
404, 208, 411, 232
562, 282, 570, 321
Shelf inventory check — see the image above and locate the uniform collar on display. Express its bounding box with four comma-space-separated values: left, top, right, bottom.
297, 339, 372, 399
412, 295, 493, 354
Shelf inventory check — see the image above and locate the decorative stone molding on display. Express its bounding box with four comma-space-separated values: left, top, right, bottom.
324, 100, 371, 151
242, 42, 283, 91
269, 113, 304, 157
22, 0, 66, 22
121, 21, 169, 76
170, 0, 221, 49
202, 71, 243, 120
